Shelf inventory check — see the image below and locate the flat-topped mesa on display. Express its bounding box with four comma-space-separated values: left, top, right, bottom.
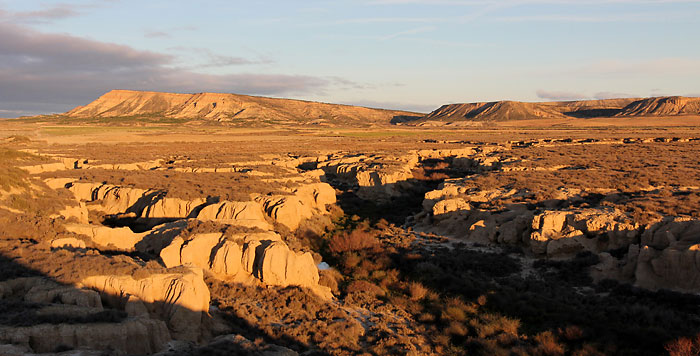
413, 96, 699, 124
616, 96, 700, 116
65, 89, 418, 125
422, 101, 567, 122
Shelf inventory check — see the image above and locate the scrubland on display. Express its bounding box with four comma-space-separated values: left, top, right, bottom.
1, 123, 700, 355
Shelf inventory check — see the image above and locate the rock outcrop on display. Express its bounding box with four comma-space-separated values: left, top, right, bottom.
54, 202, 89, 224
0, 277, 170, 355
411, 96, 700, 125
159, 232, 331, 299
69, 182, 153, 215
64, 223, 147, 251
0, 318, 170, 355
617, 96, 700, 117
81, 267, 210, 341
197, 200, 273, 230
141, 196, 208, 220
1, 277, 102, 309
418, 100, 568, 122
528, 209, 639, 258
318, 153, 418, 200
65, 181, 336, 231
19, 158, 83, 174
256, 182, 336, 230
630, 217, 700, 292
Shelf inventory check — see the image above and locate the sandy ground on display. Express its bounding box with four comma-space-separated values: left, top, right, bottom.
2, 115, 700, 145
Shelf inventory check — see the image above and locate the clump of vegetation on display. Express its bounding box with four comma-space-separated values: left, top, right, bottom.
665, 333, 700, 356
308, 210, 700, 355
328, 228, 380, 254
0, 148, 36, 191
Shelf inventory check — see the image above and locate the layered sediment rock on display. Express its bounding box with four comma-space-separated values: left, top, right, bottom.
20, 158, 83, 174
528, 209, 639, 258
197, 200, 273, 230
0, 318, 170, 355
64, 223, 147, 251
631, 218, 700, 292
64, 181, 336, 231
256, 182, 336, 230
0, 277, 170, 354
81, 268, 210, 341
318, 153, 418, 200
159, 232, 331, 299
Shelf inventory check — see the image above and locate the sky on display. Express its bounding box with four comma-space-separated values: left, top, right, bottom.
1, 0, 699, 117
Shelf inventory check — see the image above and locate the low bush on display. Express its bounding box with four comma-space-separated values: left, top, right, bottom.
665, 333, 700, 356
328, 228, 380, 254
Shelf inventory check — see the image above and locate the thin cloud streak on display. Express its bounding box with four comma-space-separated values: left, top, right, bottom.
594, 91, 634, 99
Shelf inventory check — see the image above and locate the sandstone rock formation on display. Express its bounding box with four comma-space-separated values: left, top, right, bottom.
411, 96, 700, 124
617, 96, 700, 116
0, 318, 170, 355
81, 267, 210, 341
0, 277, 170, 355
54, 202, 89, 224
64, 223, 147, 251
141, 196, 207, 220
64, 180, 336, 232
528, 209, 639, 258
19, 158, 83, 174
84, 158, 164, 171
69, 182, 152, 215
197, 200, 272, 229
1, 277, 102, 309
256, 183, 336, 230
630, 217, 700, 292
318, 153, 418, 200
419, 101, 568, 122
159, 232, 332, 299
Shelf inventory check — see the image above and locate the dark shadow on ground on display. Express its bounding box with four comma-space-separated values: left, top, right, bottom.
390, 115, 424, 125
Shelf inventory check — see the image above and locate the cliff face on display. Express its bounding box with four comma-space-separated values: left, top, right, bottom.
415, 96, 700, 124
422, 101, 567, 122
65, 90, 418, 125
617, 96, 700, 116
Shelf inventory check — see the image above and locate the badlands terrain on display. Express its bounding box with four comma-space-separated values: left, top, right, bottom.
1, 91, 700, 355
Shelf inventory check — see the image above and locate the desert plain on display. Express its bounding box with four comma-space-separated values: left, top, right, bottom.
1, 91, 700, 355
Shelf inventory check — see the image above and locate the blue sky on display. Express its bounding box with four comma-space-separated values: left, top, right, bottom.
1, 0, 699, 117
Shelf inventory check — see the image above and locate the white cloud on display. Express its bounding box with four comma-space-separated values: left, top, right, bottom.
593, 91, 633, 99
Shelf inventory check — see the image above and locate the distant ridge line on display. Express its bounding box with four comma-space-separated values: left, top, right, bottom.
412, 96, 700, 124
64, 89, 420, 126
